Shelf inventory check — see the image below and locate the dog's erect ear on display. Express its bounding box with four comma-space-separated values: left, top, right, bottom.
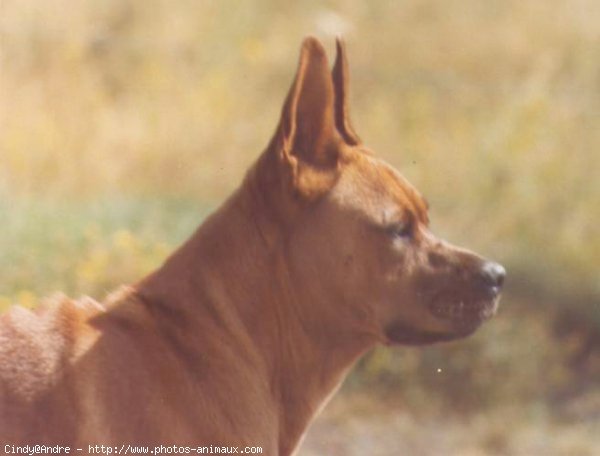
332, 38, 361, 146
277, 37, 338, 168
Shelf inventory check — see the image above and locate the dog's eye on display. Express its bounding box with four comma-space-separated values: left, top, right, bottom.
388, 221, 412, 239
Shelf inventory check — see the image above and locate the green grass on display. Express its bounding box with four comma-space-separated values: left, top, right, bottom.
0, 195, 209, 302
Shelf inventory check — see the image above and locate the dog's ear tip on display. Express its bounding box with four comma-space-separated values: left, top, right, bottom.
301, 35, 322, 47
300, 36, 327, 58
333, 37, 345, 68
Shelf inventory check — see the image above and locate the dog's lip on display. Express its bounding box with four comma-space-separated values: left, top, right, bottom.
428, 296, 499, 324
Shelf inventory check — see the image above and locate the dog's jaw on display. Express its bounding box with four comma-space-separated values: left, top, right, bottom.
383, 293, 501, 346
383, 321, 475, 345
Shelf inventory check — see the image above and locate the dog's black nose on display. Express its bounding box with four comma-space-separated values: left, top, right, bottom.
480, 261, 506, 289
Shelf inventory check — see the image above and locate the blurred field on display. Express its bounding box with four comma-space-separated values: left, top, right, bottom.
1, 0, 599, 454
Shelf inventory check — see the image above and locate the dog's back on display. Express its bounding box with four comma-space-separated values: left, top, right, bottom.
0, 284, 278, 448
0, 290, 155, 444
0, 295, 85, 442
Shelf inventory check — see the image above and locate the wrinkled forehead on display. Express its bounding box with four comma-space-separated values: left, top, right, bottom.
332, 152, 429, 225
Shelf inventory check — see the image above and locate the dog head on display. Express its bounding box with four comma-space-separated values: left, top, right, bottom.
255, 37, 505, 346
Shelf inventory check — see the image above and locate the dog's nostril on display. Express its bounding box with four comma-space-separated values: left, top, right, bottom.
481, 261, 506, 288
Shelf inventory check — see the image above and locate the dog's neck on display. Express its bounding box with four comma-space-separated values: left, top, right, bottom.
137, 165, 375, 453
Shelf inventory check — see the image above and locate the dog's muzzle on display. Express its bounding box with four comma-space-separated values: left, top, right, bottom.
428, 261, 506, 328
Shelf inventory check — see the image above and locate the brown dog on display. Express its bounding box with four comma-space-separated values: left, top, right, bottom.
0, 37, 504, 454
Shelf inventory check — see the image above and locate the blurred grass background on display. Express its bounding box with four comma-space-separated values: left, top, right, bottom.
1, 0, 599, 454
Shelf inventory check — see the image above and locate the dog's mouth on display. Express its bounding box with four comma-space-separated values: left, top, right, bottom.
383, 269, 505, 346
429, 296, 499, 325
429, 296, 499, 328
383, 293, 501, 346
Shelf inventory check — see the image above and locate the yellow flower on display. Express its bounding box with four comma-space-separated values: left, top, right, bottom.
0, 296, 13, 311
112, 229, 137, 251
16, 290, 37, 309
